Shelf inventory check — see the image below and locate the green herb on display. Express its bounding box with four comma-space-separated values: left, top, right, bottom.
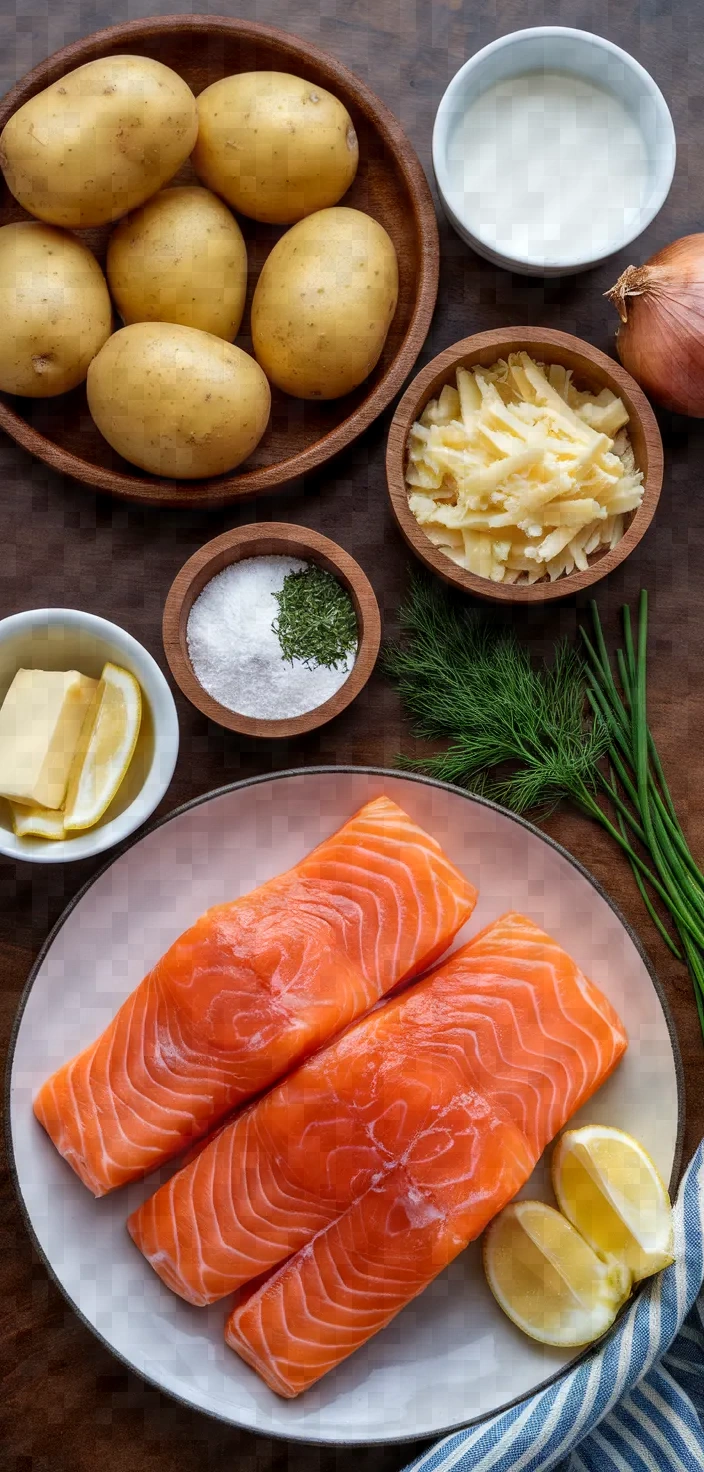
383, 575, 608, 814
272, 565, 357, 671
581, 592, 704, 1032
385, 575, 704, 1040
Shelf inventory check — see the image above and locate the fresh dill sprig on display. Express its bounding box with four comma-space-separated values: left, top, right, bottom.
383, 575, 608, 816
385, 575, 704, 1042
272, 566, 357, 671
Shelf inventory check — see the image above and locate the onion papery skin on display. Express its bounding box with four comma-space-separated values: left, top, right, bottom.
607, 235, 704, 417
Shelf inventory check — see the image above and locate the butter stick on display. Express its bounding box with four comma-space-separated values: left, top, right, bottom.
0, 668, 98, 809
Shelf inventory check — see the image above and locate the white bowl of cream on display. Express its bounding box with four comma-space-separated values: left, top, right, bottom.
432, 27, 676, 276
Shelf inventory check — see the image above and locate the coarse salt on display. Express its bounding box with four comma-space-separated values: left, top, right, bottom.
186, 556, 357, 720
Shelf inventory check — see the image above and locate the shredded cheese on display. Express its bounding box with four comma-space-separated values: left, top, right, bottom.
405, 354, 644, 584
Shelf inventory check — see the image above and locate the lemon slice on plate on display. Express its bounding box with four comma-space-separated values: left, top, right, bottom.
63, 663, 142, 833
11, 802, 66, 840
483, 1200, 630, 1346
552, 1125, 674, 1284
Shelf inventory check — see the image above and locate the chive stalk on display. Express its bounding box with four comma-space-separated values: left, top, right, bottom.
584, 596, 704, 1030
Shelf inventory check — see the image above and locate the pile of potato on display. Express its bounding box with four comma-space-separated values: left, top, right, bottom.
0, 55, 399, 480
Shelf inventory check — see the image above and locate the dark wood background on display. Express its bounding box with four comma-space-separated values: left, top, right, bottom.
1, 2, 702, 1469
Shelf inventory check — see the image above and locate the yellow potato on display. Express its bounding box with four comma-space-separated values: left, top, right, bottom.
0, 55, 198, 228
107, 186, 248, 341
251, 207, 398, 399
86, 322, 271, 480
0, 222, 112, 397
192, 71, 358, 225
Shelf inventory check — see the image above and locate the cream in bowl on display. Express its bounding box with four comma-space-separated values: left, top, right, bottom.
433, 28, 676, 276
0, 609, 179, 863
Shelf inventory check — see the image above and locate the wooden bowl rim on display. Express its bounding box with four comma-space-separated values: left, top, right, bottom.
386, 326, 664, 603
0, 14, 439, 509
162, 522, 382, 738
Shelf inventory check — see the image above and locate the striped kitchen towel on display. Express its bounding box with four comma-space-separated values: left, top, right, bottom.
405, 1142, 704, 1472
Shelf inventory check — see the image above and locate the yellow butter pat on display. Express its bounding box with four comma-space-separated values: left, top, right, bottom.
0, 668, 98, 809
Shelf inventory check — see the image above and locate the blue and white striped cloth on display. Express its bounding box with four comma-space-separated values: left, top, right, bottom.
405, 1144, 704, 1472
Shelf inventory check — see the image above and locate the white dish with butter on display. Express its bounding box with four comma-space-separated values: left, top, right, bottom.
433, 28, 676, 276
0, 609, 179, 863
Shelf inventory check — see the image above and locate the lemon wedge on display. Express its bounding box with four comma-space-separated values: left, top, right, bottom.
63, 663, 142, 833
483, 1199, 630, 1347
11, 801, 66, 840
552, 1125, 674, 1284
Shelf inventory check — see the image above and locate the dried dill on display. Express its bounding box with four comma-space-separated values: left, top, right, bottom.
272, 565, 357, 671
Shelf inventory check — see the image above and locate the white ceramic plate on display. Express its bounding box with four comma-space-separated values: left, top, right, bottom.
6, 768, 683, 1446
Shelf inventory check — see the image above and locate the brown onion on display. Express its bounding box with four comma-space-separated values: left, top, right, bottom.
605, 234, 704, 416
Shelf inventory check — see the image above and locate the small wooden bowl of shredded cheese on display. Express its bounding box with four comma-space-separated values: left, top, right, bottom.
386, 327, 663, 602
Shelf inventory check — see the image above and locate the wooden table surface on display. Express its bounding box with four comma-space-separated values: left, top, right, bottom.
1, 2, 702, 1468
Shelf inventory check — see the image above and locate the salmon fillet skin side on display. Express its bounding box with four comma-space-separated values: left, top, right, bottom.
33, 797, 477, 1197
224, 912, 627, 1396
129, 911, 627, 1343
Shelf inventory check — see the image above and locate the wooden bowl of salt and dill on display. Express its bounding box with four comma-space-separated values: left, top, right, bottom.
162, 524, 381, 739
386, 327, 664, 603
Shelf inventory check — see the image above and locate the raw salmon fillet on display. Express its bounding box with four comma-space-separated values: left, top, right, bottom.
223, 913, 627, 1396
226, 1099, 534, 1398
129, 911, 627, 1329
33, 797, 476, 1197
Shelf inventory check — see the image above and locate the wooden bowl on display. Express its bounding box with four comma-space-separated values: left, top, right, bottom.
386, 327, 664, 603
0, 16, 439, 509
162, 523, 381, 738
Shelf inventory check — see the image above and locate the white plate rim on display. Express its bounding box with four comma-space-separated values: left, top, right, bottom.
4, 765, 686, 1447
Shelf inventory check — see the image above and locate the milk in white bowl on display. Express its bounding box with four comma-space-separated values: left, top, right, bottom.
433, 28, 676, 276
